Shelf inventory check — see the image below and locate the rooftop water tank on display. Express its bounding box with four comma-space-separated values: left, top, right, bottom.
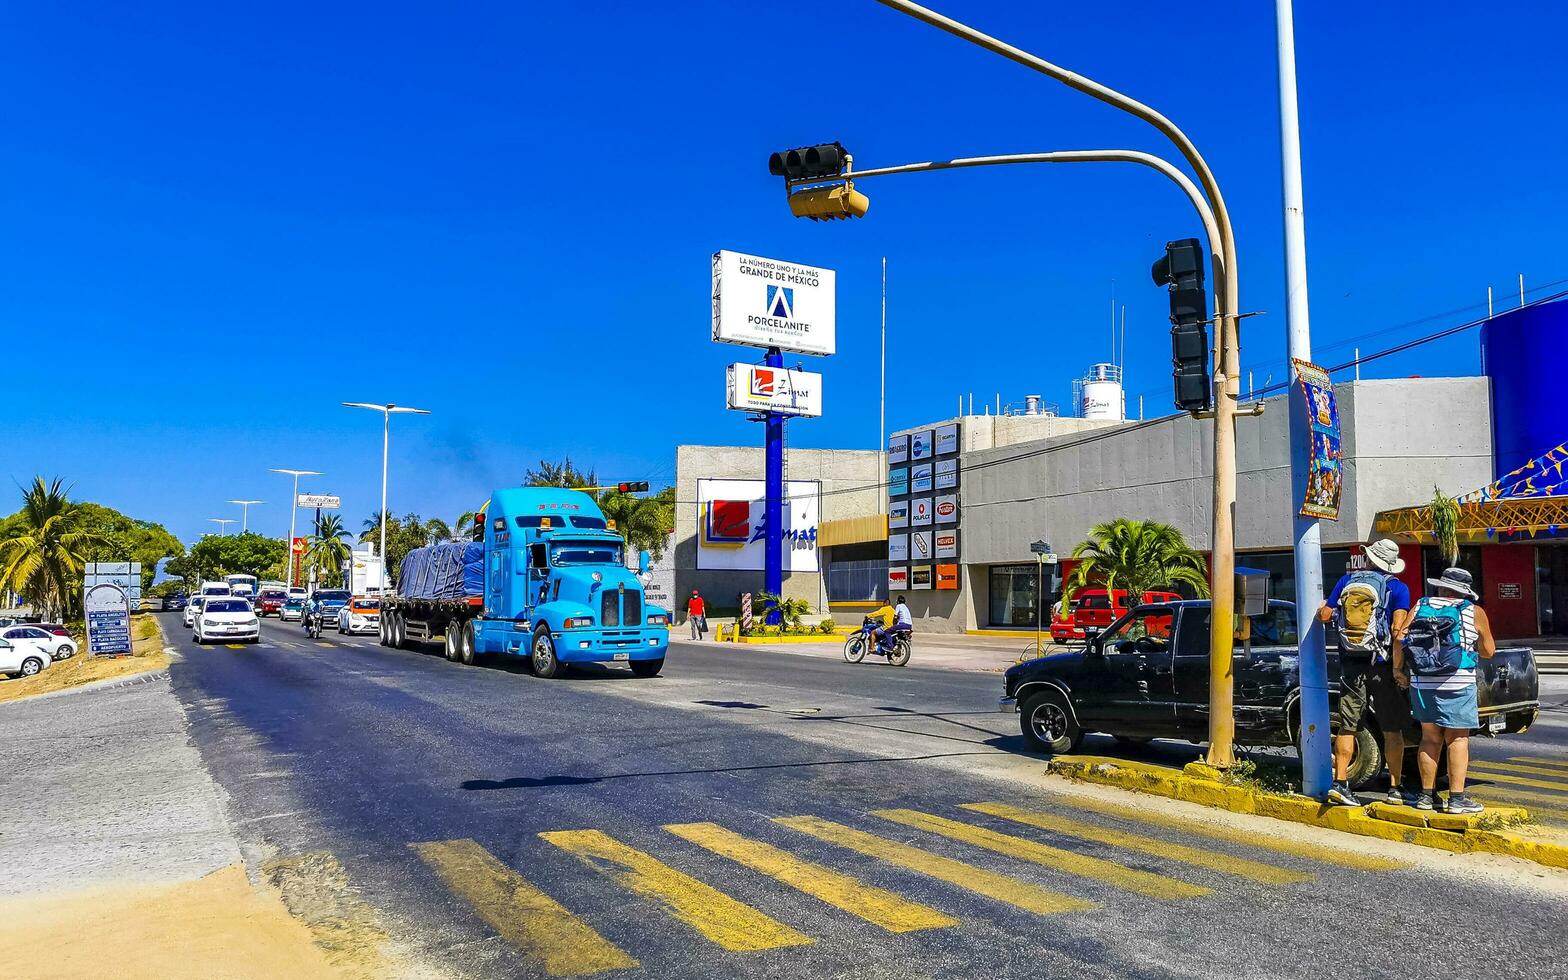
1481, 300, 1568, 480
1079, 362, 1125, 421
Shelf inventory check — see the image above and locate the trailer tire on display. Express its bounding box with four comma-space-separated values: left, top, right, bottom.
443, 627, 460, 661
531, 627, 562, 679
379, 614, 391, 647
391, 612, 407, 650
459, 620, 477, 666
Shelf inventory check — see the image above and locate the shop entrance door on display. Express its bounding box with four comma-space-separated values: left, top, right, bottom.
1539, 545, 1568, 636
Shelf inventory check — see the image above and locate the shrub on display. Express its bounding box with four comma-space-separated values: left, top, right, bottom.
817, 618, 836, 634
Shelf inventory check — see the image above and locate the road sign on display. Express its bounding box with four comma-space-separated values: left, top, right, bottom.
297, 494, 341, 509
84, 582, 132, 656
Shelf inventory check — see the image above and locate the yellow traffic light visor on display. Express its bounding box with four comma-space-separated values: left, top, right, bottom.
788, 182, 869, 221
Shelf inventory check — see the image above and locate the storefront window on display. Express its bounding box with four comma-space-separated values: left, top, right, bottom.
988, 564, 1041, 627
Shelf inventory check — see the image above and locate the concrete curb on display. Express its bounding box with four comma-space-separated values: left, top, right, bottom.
1047, 755, 1568, 871
8, 668, 171, 705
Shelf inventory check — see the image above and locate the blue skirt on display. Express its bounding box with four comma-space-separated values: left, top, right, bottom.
1410, 683, 1478, 729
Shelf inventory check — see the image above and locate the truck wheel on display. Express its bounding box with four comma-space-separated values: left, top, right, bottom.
379, 615, 391, 647
391, 612, 406, 650
444, 628, 460, 662
1344, 725, 1384, 791
631, 658, 664, 678
1020, 690, 1084, 755
531, 627, 562, 678
459, 621, 477, 666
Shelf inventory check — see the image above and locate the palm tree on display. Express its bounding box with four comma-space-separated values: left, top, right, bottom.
424, 517, 452, 544
306, 514, 352, 587
0, 477, 101, 619
1060, 518, 1210, 612
360, 510, 389, 544
598, 488, 674, 560
524, 457, 597, 489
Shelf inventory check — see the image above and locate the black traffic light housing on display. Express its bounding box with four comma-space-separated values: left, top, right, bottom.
1151, 238, 1212, 413
769, 142, 848, 181
617, 482, 649, 494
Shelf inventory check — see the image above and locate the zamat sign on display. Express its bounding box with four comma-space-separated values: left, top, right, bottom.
712, 250, 837, 356
725, 364, 823, 417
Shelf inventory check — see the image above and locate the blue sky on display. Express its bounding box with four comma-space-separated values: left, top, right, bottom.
5, 1, 1565, 544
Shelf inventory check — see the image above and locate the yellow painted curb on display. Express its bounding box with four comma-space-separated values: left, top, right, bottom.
1046, 756, 1567, 870
965, 629, 1039, 638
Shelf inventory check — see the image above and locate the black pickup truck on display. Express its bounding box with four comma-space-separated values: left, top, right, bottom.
1000, 599, 1540, 789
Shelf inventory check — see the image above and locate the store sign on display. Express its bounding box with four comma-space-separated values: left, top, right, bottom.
889, 468, 909, 497
910, 430, 934, 460
888, 534, 909, 562
935, 531, 958, 559
1498, 582, 1522, 599
911, 498, 933, 526
911, 530, 932, 561
298, 493, 341, 509
888, 434, 909, 465
84, 582, 132, 656
935, 423, 959, 456
935, 563, 959, 590
911, 463, 933, 493
889, 500, 909, 529
910, 565, 933, 590
1293, 358, 1342, 520
888, 566, 909, 591
934, 494, 958, 525
935, 458, 958, 490
711, 250, 837, 355
696, 478, 821, 572
725, 363, 823, 417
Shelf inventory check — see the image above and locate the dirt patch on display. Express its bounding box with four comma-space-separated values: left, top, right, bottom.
0, 865, 343, 979
0, 613, 168, 704
262, 852, 392, 979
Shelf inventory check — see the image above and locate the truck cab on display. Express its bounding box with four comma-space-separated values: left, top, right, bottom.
471, 488, 669, 676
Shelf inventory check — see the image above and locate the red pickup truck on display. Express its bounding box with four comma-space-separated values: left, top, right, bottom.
1051, 588, 1183, 642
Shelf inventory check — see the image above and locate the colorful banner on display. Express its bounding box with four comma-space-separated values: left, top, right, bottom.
1294, 359, 1342, 520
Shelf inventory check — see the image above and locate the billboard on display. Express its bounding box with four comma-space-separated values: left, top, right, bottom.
935, 422, 959, 456
888, 534, 909, 562
696, 478, 820, 572
935, 458, 959, 490
934, 530, 958, 559
888, 499, 909, 529
910, 430, 934, 460
887, 434, 909, 465
910, 565, 933, 590
911, 463, 933, 494
711, 250, 836, 356
910, 497, 933, 526
911, 530, 933, 562
726, 363, 823, 417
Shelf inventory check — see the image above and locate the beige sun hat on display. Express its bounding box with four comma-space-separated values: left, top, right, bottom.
1363, 538, 1406, 575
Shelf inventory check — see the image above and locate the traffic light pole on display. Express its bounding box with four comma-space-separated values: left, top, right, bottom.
869, 0, 1242, 767
764, 347, 785, 601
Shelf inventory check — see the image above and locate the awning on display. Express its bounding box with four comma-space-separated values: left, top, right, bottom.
818, 514, 888, 548
1374, 496, 1568, 543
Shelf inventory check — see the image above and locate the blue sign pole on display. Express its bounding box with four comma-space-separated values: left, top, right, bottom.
764, 347, 784, 599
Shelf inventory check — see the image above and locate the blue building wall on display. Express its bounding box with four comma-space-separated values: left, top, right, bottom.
1481, 299, 1568, 480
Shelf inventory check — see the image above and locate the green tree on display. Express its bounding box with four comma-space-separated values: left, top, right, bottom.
524, 457, 597, 489
305, 514, 351, 587
360, 510, 389, 544
598, 486, 675, 560
73, 502, 184, 590
1060, 518, 1210, 613
0, 477, 102, 619
182, 533, 286, 583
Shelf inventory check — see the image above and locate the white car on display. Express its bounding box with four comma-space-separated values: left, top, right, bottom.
0, 625, 77, 661
183, 595, 208, 628
336, 596, 381, 635
200, 582, 233, 599
0, 635, 51, 679
194, 597, 260, 644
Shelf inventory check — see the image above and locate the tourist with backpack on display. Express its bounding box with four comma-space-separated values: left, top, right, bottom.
1315, 538, 1413, 806
1395, 567, 1495, 814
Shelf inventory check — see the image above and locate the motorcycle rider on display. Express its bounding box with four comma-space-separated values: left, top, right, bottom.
870, 595, 914, 652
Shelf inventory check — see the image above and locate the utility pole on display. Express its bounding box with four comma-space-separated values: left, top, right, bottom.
229, 499, 263, 534
1276, 0, 1331, 796
880, 256, 887, 466
343, 402, 431, 592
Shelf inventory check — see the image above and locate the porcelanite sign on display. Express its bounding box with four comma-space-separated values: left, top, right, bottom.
712, 250, 836, 355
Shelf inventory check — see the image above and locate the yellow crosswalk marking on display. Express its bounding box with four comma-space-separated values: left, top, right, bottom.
664, 822, 956, 933
1471, 760, 1568, 779
1031, 795, 1404, 871
959, 802, 1312, 886
1508, 755, 1568, 771
1464, 784, 1568, 813
412, 839, 636, 977
225, 644, 246, 649
773, 815, 1095, 916
540, 829, 811, 952
1465, 769, 1568, 793
872, 809, 1208, 900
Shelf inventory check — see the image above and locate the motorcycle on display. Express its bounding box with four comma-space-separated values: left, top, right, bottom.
304, 605, 325, 640
843, 616, 911, 666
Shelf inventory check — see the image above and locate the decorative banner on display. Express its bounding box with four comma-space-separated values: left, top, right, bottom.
887, 434, 909, 465
935, 563, 959, 590
888, 534, 909, 562
1294, 359, 1342, 520
910, 565, 933, 590
910, 430, 935, 461
711, 250, 837, 355
888, 566, 909, 592
934, 494, 958, 525
888, 499, 910, 529
911, 497, 934, 526
934, 458, 959, 490
725, 363, 823, 417
911, 530, 933, 561
889, 468, 909, 497
84, 582, 132, 656
935, 422, 959, 456
911, 463, 933, 493
934, 530, 958, 559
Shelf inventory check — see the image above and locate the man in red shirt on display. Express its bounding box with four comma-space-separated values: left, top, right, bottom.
686, 590, 706, 640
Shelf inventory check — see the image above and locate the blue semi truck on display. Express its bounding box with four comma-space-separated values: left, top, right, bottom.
378, 487, 670, 677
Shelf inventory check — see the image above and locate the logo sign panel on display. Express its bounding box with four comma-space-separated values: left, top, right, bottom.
935, 458, 959, 490
911, 463, 933, 494
696, 478, 820, 572
910, 430, 934, 461
887, 434, 909, 465
888, 499, 909, 529
935, 423, 959, 456
934, 494, 958, 525
726, 363, 823, 417
888, 534, 909, 562
910, 565, 933, 590
712, 250, 836, 356
935, 530, 958, 559
889, 468, 909, 497
911, 530, 933, 561
935, 563, 959, 590
911, 498, 933, 526
297, 493, 341, 509
888, 566, 909, 591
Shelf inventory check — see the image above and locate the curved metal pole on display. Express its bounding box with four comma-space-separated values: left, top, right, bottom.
873, 0, 1241, 764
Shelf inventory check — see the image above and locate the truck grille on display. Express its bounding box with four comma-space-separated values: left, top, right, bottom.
623, 590, 641, 626
601, 590, 619, 627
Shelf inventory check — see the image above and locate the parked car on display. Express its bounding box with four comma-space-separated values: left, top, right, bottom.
1050, 588, 1183, 643
194, 597, 260, 644
280, 597, 305, 622
336, 596, 381, 635
32, 623, 71, 638
0, 635, 50, 679
255, 589, 288, 617
1001, 599, 1541, 790
0, 624, 78, 661
183, 595, 208, 629
161, 592, 188, 611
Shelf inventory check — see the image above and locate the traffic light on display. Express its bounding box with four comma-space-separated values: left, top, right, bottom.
617, 482, 649, 493
788, 183, 870, 221
768, 142, 848, 181
770, 142, 869, 222
1151, 237, 1211, 413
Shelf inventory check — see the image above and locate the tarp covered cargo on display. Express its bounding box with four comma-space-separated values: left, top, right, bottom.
397, 542, 484, 600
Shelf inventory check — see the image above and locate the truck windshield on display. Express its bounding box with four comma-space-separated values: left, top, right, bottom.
551, 545, 624, 566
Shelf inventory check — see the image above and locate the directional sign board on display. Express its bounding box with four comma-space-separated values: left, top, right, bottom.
297, 494, 341, 509
84, 582, 132, 656
726, 364, 822, 417
711, 250, 836, 355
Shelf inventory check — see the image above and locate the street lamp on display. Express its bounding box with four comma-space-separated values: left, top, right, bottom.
271, 469, 322, 588
795, 0, 1244, 767
209, 518, 236, 536
342, 402, 431, 590
228, 499, 263, 534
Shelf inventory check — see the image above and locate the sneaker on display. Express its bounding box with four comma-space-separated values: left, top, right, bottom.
1385, 786, 1412, 806
1445, 793, 1485, 815
1413, 791, 1435, 811
1326, 783, 1364, 807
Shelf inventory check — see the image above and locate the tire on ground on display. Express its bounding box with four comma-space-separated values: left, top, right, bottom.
531, 626, 562, 678
631, 657, 663, 678
459, 620, 477, 666
443, 626, 460, 661
1019, 688, 1084, 755
1344, 724, 1384, 791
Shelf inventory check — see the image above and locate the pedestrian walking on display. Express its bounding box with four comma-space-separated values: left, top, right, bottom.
1396, 567, 1495, 814
687, 590, 706, 640
1316, 538, 1413, 806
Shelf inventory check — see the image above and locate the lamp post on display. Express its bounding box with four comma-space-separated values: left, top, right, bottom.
209, 518, 235, 536
228, 499, 263, 534
271, 469, 322, 588
342, 402, 430, 591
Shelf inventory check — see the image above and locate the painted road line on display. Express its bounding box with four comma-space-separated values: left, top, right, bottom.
773, 816, 1095, 916
1035, 795, 1405, 871
224, 644, 246, 649
1470, 760, 1568, 779
959, 802, 1312, 886
1464, 769, 1568, 793
871, 809, 1208, 900
412, 839, 637, 977
1508, 756, 1568, 771
663, 821, 956, 934
1465, 784, 1568, 813
540, 829, 810, 953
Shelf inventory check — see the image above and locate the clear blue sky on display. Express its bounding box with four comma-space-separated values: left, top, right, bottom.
6, 1, 1565, 544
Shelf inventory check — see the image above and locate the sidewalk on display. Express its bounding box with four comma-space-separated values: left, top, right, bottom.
676, 628, 1046, 672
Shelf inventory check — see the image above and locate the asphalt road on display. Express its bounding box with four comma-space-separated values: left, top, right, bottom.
162, 613, 1568, 980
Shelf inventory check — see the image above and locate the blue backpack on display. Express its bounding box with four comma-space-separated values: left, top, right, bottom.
1403, 599, 1472, 676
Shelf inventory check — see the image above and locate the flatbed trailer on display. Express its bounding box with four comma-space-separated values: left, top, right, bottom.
379, 595, 494, 664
